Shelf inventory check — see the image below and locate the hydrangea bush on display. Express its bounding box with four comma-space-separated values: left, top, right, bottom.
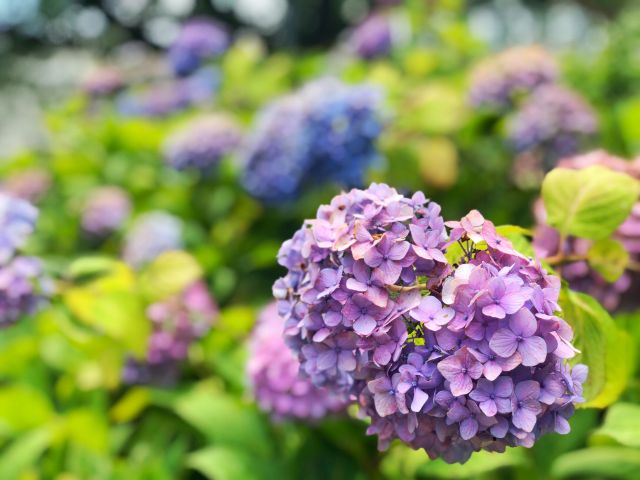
468, 45, 558, 109
123, 281, 218, 385
241, 78, 383, 203
274, 183, 586, 463
534, 150, 640, 310
247, 302, 348, 420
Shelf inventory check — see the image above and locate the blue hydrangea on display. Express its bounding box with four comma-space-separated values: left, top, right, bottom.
241, 78, 383, 203
169, 18, 230, 77
0, 193, 38, 263
123, 211, 183, 268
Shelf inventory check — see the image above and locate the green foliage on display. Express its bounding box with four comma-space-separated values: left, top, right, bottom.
542, 166, 640, 240
559, 289, 633, 408
587, 238, 630, 282
593, 403, 640, 447
551, 447, 640, 479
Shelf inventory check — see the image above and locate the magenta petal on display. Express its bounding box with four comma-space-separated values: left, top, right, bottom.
518, 336, 547, 366
437, 356, 462, 380
509, 308, 537, 337
338, 351, 356, 371
483, 362, 502, 381
512, 407, 537, 432
411, 389, 429, 412
365, 286, 388, 307
493, 377, 514, 397
490, 417, 509, 438
489, 329, 518, 357
555, 415, 571, 434
367, 376, 392, 394
460, 418, 478, 440
363, 246, 383, 268
515, 380, 540, 401
378, 261, 402, 284
449, 373, 473, 396
388, 241, 410, 261
482, 303, 506, 319
374, 393, 398, 417
500, 292, 526, 315
479, 399, 497, 417
345, 278, 367, 292
317, 350, 337, 370
354, 316, 377, 336
495, 397, 512, 414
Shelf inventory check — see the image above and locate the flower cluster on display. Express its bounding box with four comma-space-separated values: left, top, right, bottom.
0, 193, 39, 263
468, 46, 558, 109
274, 183, 586, 463
533, 150, 640, 311
349, 14, 392, 60
163, 114, 242, 173
81, 187, 131, 237
168, 18, 230, 77
117, 68, 219, 118
507, 85, 598, 169
241, 78, 383, 203
81, 67, 125, 97
1, 168, 51, 203
0, 193, 49, 327
247, 303, 348, 421
123, 211, 183, 268
123, 281, 218, 385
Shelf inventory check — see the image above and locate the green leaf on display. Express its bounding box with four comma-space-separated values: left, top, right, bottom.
593, 403, 640, 447
187, 446, 274, 480
416, 448, 528, 478
0, 385, 54, 434
66, 256, 118, 282
110, 387, 151, 423
551, 447, 640, 479
138, 250, 203, 301
542, 166, 639, 240
0, 428, 51, 478
173, 381, 273, 457
587, 238, 630, 282
559, 289, 633, 407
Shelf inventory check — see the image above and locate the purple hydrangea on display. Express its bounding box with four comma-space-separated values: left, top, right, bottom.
0, 193, 39, 264
123, 211, 183, 268
533, 150, 640, 311
241, 78, 383, 203
349, 14, 392, 60
163, 114, 242, 173
116, 68, 220, 118
0, 256, 50, 328
81, 186, 131, 237
468, 45, 558, 109
507, 85, 598, 169
123, 281, 218, 385
169, 18, 230, 77
274, 183, 586, 463
247, 302, 349, 421
0, 169, 51, 204
81, 67, 125, 97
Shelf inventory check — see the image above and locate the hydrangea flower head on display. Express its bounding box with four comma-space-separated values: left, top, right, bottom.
275, 183, 586, 463
0, 256, 50, 328
169, 18, 230, 76
507, 85, 598, 169
123, 281, 217, 385
0, 193, 39, 263
349, 14, 392, 60
533, 150, 640, 310
468, 45, 558, 109
247, 302, 348, 420
82, 186, 131, 237
163, 114, 242, 173
1, 169, 51, 203
81, 66, 125, 97
123, 211, 183, 268
241, 78, 383, 203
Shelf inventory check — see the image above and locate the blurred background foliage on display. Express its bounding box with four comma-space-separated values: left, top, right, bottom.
0, 0, 639, 479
